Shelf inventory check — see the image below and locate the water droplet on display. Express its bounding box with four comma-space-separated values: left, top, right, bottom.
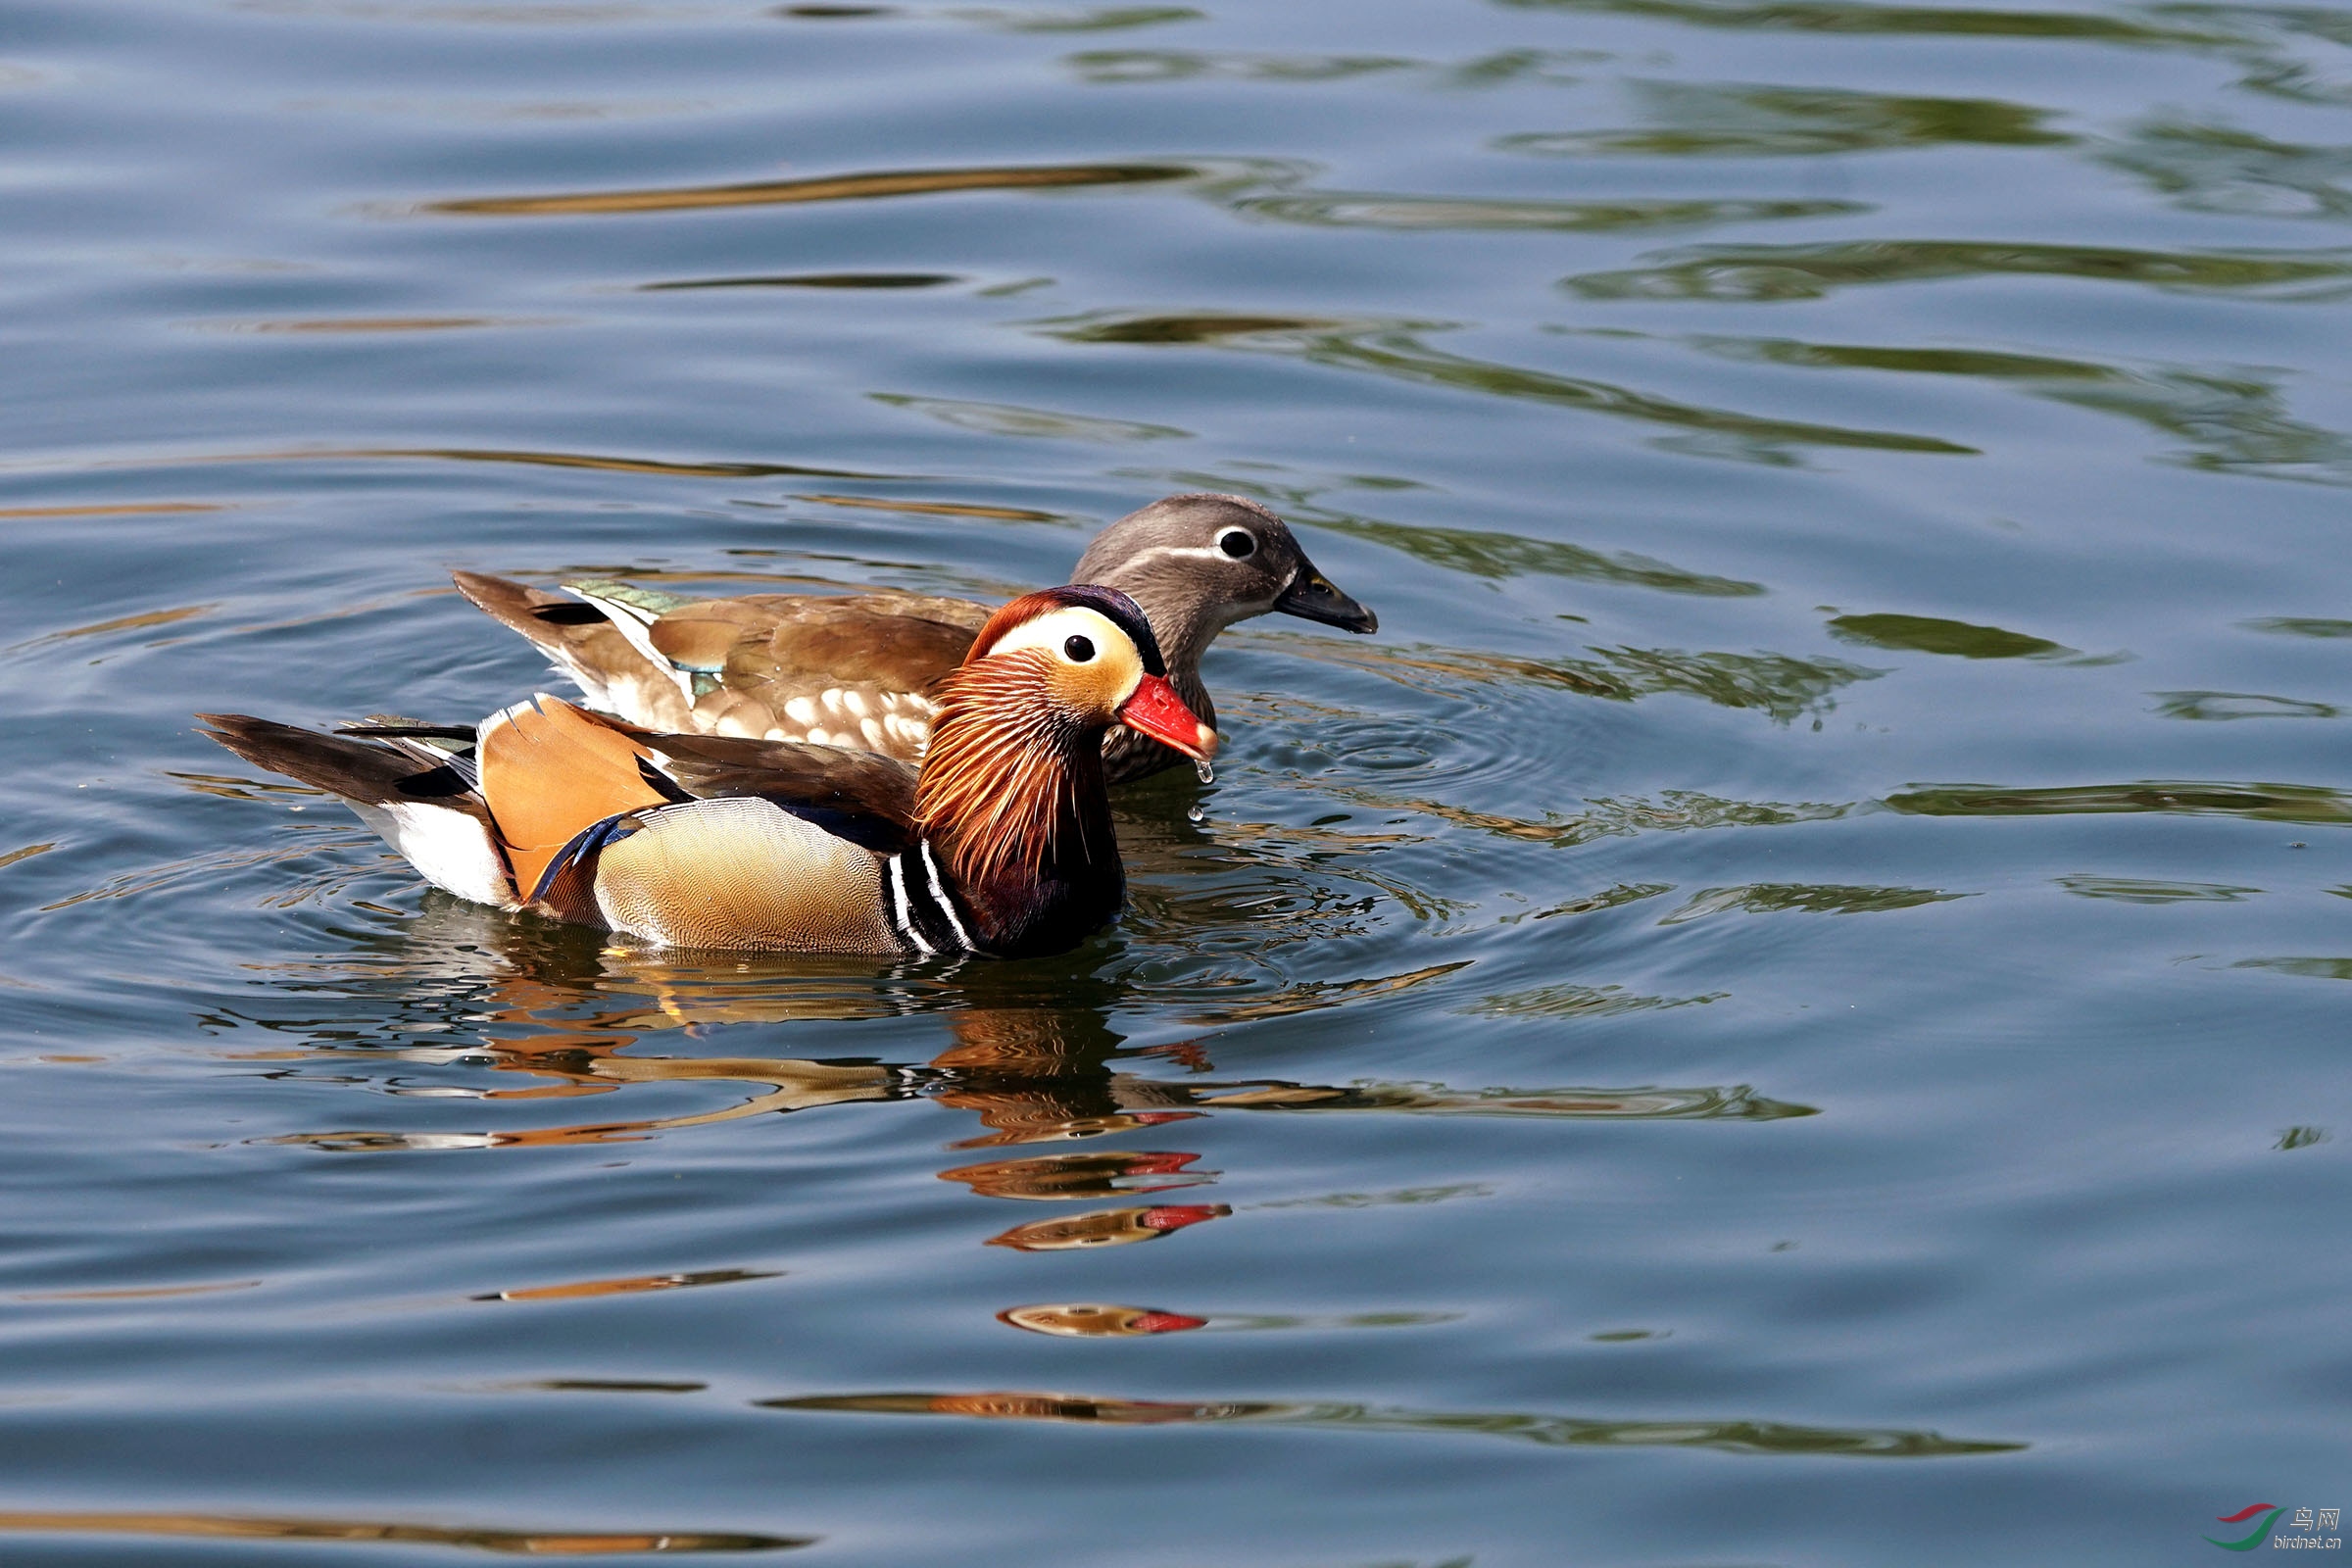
1193, 758, 1215, 785
1186, 806, 1205, 824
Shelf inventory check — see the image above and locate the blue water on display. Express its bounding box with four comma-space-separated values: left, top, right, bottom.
2, 0, 2348, 1562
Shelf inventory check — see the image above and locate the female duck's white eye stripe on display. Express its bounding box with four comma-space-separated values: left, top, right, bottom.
1118, 544, 1250, 566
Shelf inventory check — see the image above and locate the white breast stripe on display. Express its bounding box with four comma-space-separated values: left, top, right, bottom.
918, 842, 976, 952
886, 853, 933, 956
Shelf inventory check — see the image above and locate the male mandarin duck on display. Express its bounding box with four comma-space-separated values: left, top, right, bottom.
200, 587, 1213, 958
450, 492, 1375, 785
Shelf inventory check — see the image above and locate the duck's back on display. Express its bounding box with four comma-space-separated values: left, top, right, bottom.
687, 593, 983, 749
454, 570, 986, 754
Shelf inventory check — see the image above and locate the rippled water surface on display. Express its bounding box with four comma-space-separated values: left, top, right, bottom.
5, 0, 2350, 1562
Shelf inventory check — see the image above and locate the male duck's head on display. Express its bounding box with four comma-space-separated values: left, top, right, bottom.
953, 584, 1217, 761
1073, 493, 1377, 657
915, 586, 1215, 909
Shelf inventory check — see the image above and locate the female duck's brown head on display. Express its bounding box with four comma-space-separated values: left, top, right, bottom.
1074, 493, 1374, 780
914, 585, 1213, 955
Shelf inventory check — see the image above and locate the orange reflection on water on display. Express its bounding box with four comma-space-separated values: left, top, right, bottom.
939, 1149, 1214, 1200
768, 1391, 1251, 1425
985, 1204, 1229, 1251
474, 1266, 778, 1302
0, 501, 227, 519
998, 1302, 1208, 1337
20, 1279, 261, 1301
0, 1511, 808, 1554
425, 161, 1191, 216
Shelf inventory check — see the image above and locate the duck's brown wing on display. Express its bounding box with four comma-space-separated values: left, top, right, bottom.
451, 571, 697, 731
659, 595, 981, 755
637, 730, 918, 848
461, 572, 984, 756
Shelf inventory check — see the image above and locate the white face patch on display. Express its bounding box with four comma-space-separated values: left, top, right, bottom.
977, 605, 1147, 710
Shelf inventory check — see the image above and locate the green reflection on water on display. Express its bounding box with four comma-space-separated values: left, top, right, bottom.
1256, 1184, 1494, 1208
1566, 240, 2352, 301
1067, 48, 1417, 82
1322, 638, 1884, 720
2152, 690, 2339, 720
1499, 80, 2070, 158
1582, 644, 1886, 717
1468, 982, 1730, 1016
2055, 875, 2262, 903
1829, 612, 2070, 660
2244, 616, 2352, 638
1673, 331, 2352, 484
1495, 0, 2230, 46
1335, 788, 1850, 851
952, 6, 1204, 32
869, 392, 1190, 442
1883, 781, 2352, 823
1685, 334, 2109, 380
764, 1391, 2021, 1456
1039, 311, 1975, 458
1312, 514, 1764, 595
2232, 956, 2352, 980
1233, 190, 1866, 231
2103, 120, 2352, 219
1064, 46, 1596, 87
2049, 368, 2352, 483
1659, 883, 1968, 922
1501, 882, 1678, 922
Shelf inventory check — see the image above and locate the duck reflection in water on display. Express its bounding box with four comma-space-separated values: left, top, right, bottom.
984, 1204, 1229, 1251
998, 1302, 1209, 1337
236, 902, 1817, 1255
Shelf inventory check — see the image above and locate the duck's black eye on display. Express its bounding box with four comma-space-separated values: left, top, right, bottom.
1063, 634, 1096, 662
1217, 528, 1256, 559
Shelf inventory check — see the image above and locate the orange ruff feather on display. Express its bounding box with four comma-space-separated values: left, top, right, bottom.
914, 650, 1109, 891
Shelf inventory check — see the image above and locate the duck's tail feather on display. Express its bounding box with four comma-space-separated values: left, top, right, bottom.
450, 569, 680, 712
196, 713, 514, 905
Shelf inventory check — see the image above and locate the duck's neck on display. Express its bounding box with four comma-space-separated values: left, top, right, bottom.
1095, 575, 1214, 703
1092, 575, 1220, 784
913, 678, 1123, 957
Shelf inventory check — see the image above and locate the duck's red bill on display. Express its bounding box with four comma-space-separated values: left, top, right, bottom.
1116, 674, 1217, 760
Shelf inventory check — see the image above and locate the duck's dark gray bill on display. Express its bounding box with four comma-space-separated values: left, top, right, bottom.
1273, 567, 1378, 634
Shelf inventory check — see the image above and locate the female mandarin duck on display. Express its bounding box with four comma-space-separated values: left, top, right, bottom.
450, 493, 1374, 785
200, 587, 1212, 958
